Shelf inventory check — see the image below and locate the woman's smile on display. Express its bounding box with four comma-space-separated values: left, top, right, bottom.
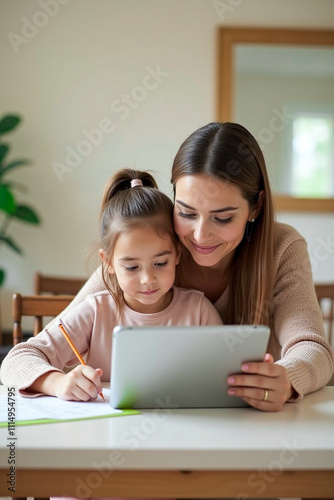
191, 242, 222, 255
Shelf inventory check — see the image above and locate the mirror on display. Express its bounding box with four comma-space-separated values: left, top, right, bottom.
217, 27, 334, 211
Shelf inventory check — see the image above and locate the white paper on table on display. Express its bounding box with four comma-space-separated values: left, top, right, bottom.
0, 388, 123, 423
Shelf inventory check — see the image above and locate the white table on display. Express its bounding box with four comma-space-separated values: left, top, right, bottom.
0, 385, 333, 498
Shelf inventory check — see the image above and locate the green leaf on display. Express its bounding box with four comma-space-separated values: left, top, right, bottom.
0, 184, 16, 213
13, 205, 40, 224
0, 268, 5, 286
0, 235, 23, 254
0, 144, 9, 164
0, 115, 21, 134
1, 160, 31, 177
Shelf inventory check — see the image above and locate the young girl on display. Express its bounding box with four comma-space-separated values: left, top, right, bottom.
0, 168, 222, 400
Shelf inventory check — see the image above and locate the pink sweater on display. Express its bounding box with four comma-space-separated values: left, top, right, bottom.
0, 287, 222, 395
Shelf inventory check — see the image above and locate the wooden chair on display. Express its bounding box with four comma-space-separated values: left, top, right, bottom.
315, 282, 334, 345
34, 272, 85, 296
12, 293, 75, 345
12, 293, 75, 500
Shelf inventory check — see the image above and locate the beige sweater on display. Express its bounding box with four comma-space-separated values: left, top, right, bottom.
1, 222, 333, 399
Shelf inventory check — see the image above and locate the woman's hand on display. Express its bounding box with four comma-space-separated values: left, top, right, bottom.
30, 365, 103, 401
227, 353, 293, 411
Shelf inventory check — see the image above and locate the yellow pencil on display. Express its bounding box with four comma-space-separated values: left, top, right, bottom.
58, 321, 105, 401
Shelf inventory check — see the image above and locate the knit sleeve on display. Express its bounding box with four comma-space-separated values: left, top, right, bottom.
272, 226, 334, 399
0, 297, 96, 395
276, 333, 334, 400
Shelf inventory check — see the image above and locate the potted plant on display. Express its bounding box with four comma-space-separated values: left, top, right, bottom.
0, 113, 41, 286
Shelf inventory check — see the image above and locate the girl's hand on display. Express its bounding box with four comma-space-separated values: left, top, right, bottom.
54, 365, 103, 401
227, 353, 293, 412
30, 365, 103, 401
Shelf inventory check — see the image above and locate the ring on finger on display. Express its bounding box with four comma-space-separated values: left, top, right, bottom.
263, 389, 269, 402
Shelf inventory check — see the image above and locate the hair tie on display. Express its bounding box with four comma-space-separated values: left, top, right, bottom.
130, 178, 143, 188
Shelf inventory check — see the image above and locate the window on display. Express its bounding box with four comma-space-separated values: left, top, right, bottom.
290, 112, 334, 198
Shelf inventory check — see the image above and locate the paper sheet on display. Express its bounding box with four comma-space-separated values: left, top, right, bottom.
0, 388, 139, 426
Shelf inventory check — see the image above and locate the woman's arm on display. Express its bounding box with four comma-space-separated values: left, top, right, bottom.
271, 228, 333, 397
227, 225, 334, 411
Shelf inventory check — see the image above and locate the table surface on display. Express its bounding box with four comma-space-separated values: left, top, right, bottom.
1, 385, 334, 471
1, 385, 334, 498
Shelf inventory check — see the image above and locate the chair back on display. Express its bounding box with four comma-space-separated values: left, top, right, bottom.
34, 272, 84, 295
12, 293, 75, 345
315, 282, 334, 345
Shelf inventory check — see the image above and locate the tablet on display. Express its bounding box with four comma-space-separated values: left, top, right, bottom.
110, 324, 270, 409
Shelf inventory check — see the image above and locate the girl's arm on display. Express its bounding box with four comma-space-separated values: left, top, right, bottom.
0, 297, 102, 398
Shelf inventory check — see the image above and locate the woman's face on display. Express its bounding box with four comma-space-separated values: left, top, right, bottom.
173, 174, 253, 268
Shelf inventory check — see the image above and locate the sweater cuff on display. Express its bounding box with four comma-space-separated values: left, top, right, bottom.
276, 357, 304, 402
276, 333, 334, 401
17, 367, 64, 398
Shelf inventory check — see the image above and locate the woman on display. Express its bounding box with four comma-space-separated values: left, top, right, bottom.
3, 122, 332, 412
169, 122, 333, 410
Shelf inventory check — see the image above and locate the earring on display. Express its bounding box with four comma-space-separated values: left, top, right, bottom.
244, 218, 256, 242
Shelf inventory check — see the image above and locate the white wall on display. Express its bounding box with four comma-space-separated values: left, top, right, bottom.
1, 0, 334, 330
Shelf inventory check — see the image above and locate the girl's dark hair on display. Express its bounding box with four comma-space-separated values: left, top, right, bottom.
100, 168, 177, 317
171, 122, 275, 326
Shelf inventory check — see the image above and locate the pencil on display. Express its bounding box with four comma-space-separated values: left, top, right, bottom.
58, 320, 105, 401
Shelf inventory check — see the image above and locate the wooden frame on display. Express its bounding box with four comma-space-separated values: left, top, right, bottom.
216, 27, 334, 212
12, 293, 75, 345
2, 469, 333, 498
34, 272, 84, 295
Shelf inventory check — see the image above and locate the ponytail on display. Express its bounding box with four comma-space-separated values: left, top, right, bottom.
99, 168, 177, 321
99, 168, 158, 221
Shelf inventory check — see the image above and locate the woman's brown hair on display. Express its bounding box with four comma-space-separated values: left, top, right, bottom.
171, 122, 275, 326
100, 168, 178, 318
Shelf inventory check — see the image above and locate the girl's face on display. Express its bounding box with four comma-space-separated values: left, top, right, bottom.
101, 226, 179, 313
173, 174, 256, 268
